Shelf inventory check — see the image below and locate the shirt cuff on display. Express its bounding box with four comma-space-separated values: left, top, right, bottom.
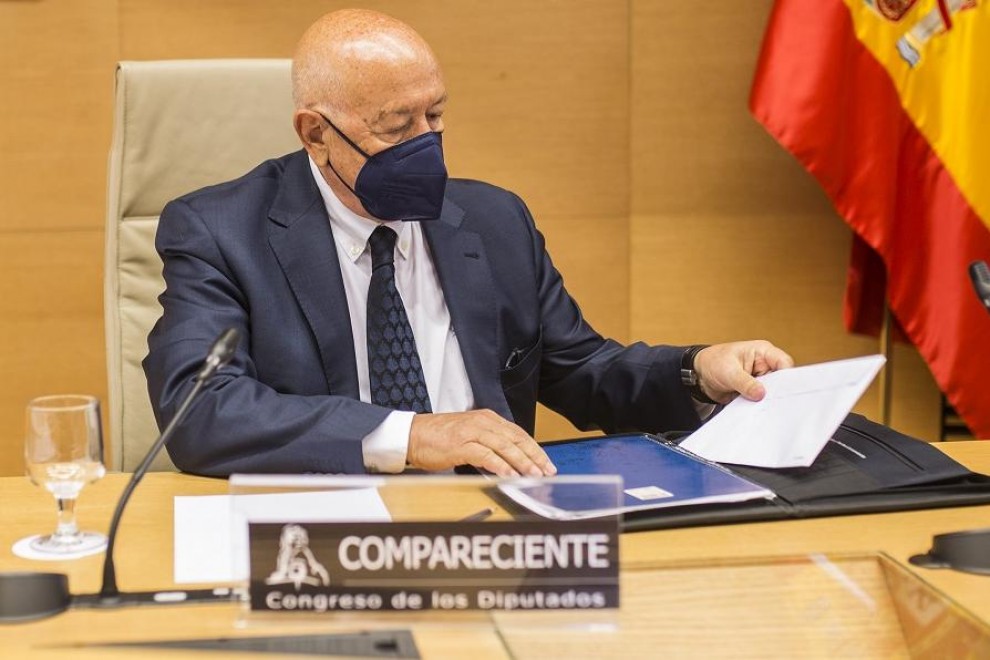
362, 410, 414, 473
693, 400, 718, 421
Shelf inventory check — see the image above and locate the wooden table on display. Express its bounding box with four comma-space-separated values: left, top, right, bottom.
1, 443, 989, 658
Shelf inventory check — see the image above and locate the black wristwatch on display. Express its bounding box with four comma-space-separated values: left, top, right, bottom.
680, 345, 719, 405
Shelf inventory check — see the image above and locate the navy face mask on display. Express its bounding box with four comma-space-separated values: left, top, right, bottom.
319, 113, 448, 222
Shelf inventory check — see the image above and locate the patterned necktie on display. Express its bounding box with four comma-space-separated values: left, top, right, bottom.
366, 226, 432, 412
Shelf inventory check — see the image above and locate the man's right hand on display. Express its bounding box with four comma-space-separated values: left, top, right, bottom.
408, 409, 557, 477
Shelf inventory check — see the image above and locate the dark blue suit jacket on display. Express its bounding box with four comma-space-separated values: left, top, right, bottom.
144, 150, 702, 475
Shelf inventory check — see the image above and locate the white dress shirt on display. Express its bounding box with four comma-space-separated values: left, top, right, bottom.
308, 157, 475, 472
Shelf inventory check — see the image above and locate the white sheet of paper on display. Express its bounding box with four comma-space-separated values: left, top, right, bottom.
173, 487, 391, 584
679, 355, 886, 468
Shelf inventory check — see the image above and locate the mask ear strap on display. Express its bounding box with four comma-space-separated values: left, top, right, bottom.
324, 156, 360, 198
313, 110, 366, 197
316, 111, 372, 159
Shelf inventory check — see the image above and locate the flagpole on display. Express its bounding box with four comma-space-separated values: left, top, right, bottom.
878, 303, 894, 425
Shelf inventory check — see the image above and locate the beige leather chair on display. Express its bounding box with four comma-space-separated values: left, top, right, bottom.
104, 59, 299, 471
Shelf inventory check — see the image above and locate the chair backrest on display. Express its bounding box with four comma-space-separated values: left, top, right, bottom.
105, 59, 299, 471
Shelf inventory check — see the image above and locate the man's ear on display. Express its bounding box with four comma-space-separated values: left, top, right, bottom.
293, 110, 328, 163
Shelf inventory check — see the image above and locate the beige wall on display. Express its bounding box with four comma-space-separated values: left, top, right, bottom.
0, 0, 942, 476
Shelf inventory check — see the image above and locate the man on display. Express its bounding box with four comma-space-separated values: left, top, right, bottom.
144, 9, 793, 478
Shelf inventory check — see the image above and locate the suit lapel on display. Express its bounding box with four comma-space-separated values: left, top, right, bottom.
424, 201, 512, 419
267, 151, 359, 398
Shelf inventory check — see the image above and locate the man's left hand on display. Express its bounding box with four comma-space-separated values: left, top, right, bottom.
693, 340, 794, 404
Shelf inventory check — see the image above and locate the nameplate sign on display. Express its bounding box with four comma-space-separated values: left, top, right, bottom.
247, 520, 619, 612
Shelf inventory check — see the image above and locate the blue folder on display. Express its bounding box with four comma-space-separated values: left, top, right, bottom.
501, 433, 773, 519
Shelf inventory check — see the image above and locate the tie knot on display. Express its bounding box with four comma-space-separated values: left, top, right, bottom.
368, 226, 398, 270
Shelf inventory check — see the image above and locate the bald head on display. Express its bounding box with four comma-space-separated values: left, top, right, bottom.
292, 9, 440, 112
291, 9, 448, 219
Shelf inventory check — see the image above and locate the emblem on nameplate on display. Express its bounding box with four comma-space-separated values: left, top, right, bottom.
264, 524, 330, 589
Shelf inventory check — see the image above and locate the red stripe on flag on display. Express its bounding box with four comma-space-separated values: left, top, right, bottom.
750, 0, 990, 437
937, 0, 953, 31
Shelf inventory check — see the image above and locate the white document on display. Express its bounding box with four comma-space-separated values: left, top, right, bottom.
679, 355, 886, 469
174, 486, 391, 584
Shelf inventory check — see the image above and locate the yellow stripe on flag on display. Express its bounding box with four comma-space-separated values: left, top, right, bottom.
844, 0, 990, 228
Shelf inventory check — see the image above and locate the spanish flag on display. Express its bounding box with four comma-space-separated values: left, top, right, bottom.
750, 0, 990, 438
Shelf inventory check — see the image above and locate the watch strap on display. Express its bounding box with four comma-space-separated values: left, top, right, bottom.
680, 344, 718, 405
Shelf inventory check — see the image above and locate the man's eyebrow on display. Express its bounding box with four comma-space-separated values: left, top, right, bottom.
374, 94, 449, 121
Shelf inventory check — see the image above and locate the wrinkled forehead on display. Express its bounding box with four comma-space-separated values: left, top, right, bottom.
338, 55, 444, 117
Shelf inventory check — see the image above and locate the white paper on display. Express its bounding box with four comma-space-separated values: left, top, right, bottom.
680, 355, 886, 469
174, 488, 391, 584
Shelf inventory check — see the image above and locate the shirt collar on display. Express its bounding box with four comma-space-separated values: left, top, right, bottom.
308, 155, 412, 263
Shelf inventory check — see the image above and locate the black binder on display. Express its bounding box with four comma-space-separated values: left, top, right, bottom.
621, 413, 990, 532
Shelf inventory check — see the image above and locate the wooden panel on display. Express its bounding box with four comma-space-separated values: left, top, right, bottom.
889, 342, 942, 442
630, 211, 871, 355
536, 212, 629, 441
0, 0, 117, 475
0, 230, 107, 476
118, 0, 315, 58
118, 0, 630, 220
630, 0, 820, 216
425, 1, 630, 221
540, 214, 629, 343
0, 0, 118, 232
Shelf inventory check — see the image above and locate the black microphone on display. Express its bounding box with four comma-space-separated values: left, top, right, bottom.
0, 328, 241, 622
969, 260, 990, 313
196, 327, 240, 382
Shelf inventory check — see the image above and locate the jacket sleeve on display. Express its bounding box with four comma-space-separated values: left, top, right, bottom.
143, 198, 390, 476
511, 195, 705, 435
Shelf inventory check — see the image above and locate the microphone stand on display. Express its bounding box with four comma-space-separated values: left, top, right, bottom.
92, 375, 210, 603
0, 329, 242, 621
76, 328, 242, 608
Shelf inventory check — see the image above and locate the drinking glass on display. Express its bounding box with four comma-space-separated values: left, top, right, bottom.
24, 395, 107, 554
